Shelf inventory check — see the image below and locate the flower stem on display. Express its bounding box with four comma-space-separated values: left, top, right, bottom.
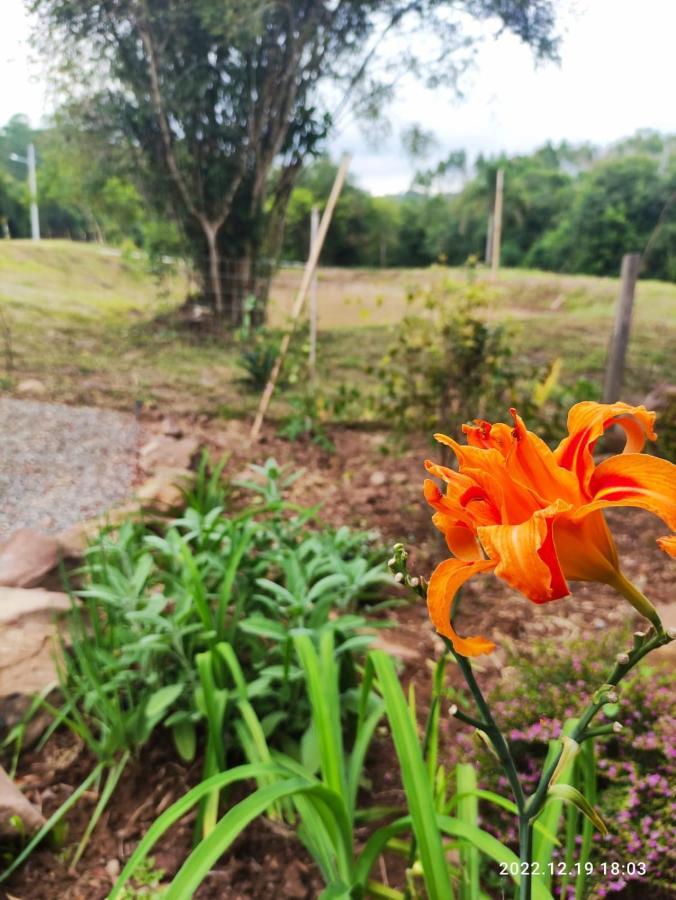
518, 816, 533, 900
525, 625, 673, 819
444, 639, 526, 813
610, 570, 663, 633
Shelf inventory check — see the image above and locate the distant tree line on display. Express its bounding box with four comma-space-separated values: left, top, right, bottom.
2, 113, 675, 283
282, 132, 676, 281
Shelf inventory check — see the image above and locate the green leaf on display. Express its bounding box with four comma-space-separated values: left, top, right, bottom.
165, 777, 313, 899
456, 764, 479, 900
371, 651, 453, 900
109, 763, 291, 898
145, 684, 184, 721
172, 721, 197, 763
545, 785, 608, 836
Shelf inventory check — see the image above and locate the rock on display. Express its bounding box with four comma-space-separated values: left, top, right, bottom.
136, 467, 195, 512
0, 765, 45, 837
0, 588, 71, 740
0, 529, 61, 588
139, 435, 200, 474
15, 378, 47, 396
160, 416, 183, 438
56, 502, 145, 558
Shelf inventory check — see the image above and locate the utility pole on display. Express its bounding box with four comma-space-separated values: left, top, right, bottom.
10, 143, 40, 241
27, 144, 40, 242
491, 168, 504, 276
309, 205, 319, 378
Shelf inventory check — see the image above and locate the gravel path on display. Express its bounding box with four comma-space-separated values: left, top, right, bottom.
0, 398, 139, 541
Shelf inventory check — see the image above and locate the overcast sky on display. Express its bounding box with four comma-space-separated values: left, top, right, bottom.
2, 0, 675, 195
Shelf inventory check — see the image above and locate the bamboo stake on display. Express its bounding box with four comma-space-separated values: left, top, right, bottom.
250, 154, 350, 441
308, 205, 319, 377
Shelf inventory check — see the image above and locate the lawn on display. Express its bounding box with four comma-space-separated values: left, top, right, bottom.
0, 239, 674, 418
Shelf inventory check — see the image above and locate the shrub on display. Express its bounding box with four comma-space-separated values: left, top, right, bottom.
368, 275, 519, 438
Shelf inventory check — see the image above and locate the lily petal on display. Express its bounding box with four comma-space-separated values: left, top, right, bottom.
478, 501, 571, 604
578, 453, 676, 530
431, 513, 483, 560
555, 402, 657, 494
507, 409, 581, 504
657, 535, 676, 558
427, 557, 496, 656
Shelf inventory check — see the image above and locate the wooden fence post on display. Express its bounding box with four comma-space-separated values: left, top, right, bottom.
490, 169, 504, 276
308, 205, 319, 378
484, 212, 494, 266
603, 253, 641, 403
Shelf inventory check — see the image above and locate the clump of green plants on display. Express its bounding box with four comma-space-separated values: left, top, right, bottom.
109, 638, 535, 900
369, 277, 519, 438
280, 390, 335, 451
520, 357, 601, 446
0, 456, 390, 879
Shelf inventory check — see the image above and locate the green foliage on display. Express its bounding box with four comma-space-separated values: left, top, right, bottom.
370, 275, 518, 436
59, 459, 389, 765
280, 391, 335, 452
26, 0, 558, 315
470, 630, 675, 896
110, 642, 535, 900
0, 457, 391, 880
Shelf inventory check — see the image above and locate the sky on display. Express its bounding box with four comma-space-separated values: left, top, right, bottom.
2, 0, 675, 195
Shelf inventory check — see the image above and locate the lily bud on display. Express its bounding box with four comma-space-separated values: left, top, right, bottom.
612, 722, 623, 733
393, 572, 404, 584
615, 653, 630, 665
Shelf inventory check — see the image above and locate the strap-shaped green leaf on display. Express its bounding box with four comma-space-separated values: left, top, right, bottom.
371, 651, 453, 900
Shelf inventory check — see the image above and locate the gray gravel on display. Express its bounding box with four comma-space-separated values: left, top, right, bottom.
0, 398, 139, 541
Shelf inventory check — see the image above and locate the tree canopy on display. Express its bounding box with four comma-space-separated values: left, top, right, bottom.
27, 0, 560, 321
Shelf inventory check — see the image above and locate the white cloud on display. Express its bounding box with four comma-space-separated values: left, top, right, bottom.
2, 0, 675, 194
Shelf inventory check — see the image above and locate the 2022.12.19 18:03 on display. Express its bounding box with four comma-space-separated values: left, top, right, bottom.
499, 861, 648, 877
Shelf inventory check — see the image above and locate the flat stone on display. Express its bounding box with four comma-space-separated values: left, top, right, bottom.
136, 467, 195, 512
56, 502, 144, 558
0, 765, 45, 837
0, 529, 61, 588
0, 588, 70, 739
160, 416, 183, 438
139, 435, 200, 474
15, 378, 47, 396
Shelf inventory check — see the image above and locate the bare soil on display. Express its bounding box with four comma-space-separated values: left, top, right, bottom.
5, 416, 674, 900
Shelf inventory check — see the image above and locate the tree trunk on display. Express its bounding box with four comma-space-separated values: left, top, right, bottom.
204, 223, 224, 316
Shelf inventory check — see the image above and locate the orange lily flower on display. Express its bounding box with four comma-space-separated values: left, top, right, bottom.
424, 401, 676, 657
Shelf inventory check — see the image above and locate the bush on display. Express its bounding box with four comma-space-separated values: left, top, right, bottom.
368, 274, 520, 438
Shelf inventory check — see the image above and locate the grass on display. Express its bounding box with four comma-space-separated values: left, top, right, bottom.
0, 239, 674, 418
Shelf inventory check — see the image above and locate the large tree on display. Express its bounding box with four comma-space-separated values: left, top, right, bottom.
29, 0, 560, 323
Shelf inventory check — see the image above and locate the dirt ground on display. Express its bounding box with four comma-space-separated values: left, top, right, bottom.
5, 416, 675, 900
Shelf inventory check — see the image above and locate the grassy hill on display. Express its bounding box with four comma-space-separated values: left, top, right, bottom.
0, 239, 673, 417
